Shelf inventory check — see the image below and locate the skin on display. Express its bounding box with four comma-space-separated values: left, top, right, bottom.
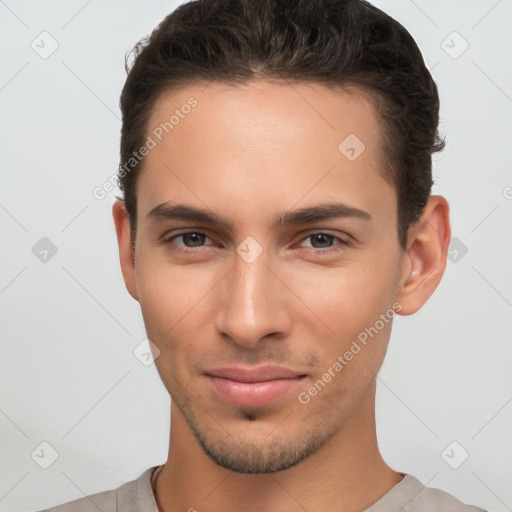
112, 80, 451, 512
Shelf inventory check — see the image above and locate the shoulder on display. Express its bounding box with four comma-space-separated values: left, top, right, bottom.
36, 489, 116, 512
35, 466, 159, 512
406, 478, 488, 512
368, 473, 488, 512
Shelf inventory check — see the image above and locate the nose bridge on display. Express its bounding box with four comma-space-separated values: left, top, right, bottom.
215, 248, 290, 347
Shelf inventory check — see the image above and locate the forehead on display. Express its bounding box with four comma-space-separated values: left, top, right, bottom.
147, 79, 383, 153
136, 80, 395, 229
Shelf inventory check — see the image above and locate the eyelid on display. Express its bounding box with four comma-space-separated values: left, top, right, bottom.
293, 231, 350, 253
162, 229, 215, 246
296, 229, 350, 244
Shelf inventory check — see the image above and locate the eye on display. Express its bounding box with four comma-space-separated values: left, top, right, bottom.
163, 231, 213, 251
297, 232, 349, 252
162, 230, 350, 255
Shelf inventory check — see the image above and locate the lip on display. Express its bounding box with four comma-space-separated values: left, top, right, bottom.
205, 365, 305, 382
204, 365, 307, 408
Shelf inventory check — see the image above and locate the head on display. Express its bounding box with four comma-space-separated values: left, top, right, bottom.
113, 0, 450, 474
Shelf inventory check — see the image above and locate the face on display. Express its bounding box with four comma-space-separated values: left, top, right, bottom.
124, 80, 408, 473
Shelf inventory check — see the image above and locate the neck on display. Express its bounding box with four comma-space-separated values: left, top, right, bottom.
154, 383, 402, 512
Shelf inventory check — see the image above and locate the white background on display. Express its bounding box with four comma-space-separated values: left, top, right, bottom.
0, 1, 511, 511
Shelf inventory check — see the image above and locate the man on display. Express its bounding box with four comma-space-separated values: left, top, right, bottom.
41, 0, 487, 510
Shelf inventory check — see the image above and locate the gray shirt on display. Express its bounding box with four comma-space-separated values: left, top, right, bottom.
38, 466, 487, 512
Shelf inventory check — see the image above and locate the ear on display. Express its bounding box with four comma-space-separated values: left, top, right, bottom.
112, 199, 139, 301
396, 195, 451, 316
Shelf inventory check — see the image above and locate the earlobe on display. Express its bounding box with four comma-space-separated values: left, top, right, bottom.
396, 195, 451, 316
112, 199, 139, 301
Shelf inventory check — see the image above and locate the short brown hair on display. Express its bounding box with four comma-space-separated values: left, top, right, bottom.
118, 0, 445, 249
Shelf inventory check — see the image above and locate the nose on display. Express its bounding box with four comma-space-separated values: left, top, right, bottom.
215, 248, 292, 349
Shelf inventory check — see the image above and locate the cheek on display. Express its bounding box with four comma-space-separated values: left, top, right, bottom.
134, 256, 230, 381
135, 253, 218, 337
282, 258, 399, 339
280, 256, 399, 389
136, 265, 203, 391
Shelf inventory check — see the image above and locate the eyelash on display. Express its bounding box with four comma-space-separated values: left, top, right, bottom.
162, 230, 349, 255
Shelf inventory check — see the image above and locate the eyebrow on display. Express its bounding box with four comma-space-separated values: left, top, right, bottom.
146, 201, 372, 230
